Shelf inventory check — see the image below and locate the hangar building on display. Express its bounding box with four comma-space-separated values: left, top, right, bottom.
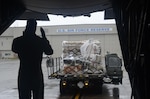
0, 24, 122, 59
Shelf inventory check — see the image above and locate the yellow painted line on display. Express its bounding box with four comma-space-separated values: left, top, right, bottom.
74, 93, 80, 99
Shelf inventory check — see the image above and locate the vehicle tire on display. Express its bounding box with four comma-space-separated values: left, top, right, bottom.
120, 78, 122, 84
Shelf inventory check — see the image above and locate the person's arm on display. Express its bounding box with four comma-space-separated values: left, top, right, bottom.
12, 38, 19, 53
40, 27, 53, 55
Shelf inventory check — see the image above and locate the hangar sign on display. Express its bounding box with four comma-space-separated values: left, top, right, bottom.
57, 27, 113, 33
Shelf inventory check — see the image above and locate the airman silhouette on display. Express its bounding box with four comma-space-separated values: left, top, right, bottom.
12, 19, 53, 99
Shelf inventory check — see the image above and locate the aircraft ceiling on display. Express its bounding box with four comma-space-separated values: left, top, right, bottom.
22, 0, 112, 17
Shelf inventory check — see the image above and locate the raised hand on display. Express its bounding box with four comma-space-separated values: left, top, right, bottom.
40, 27, 46, 39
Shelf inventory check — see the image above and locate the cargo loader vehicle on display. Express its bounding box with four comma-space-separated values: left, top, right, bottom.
46, 39, 123, 94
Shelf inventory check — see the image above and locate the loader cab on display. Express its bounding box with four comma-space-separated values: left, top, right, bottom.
105, 53, 123, 84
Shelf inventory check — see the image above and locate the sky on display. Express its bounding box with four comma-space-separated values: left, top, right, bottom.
10, 11, 115, 27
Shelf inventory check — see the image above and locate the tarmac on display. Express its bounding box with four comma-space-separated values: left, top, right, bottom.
0, 59, 131, 99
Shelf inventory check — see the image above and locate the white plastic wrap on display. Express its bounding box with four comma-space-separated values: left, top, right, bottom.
62, 39, 103, 74
80, 39, 101, 61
